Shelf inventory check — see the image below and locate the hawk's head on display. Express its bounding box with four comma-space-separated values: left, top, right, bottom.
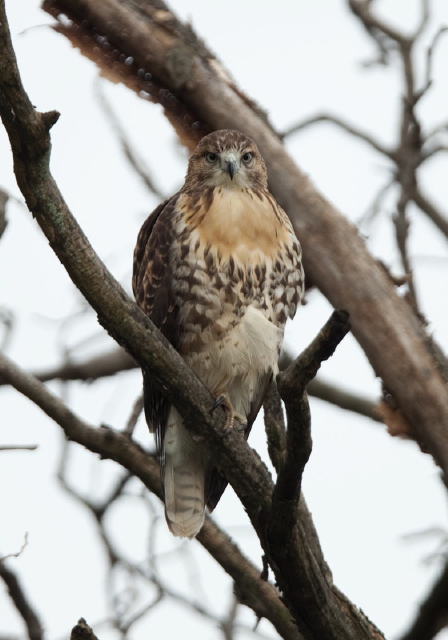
184, 130, 268, 192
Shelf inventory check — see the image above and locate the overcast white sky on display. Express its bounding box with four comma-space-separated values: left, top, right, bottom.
1, 1, 448, 639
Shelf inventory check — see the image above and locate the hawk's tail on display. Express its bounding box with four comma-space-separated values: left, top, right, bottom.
163, 413, 206, 539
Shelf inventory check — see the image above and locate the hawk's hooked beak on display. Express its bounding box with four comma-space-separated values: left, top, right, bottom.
226, 159, 238, 180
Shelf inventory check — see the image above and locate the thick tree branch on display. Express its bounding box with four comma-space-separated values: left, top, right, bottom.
0, 349, 302, 640
0, 2, 438, 637
0, 344, 382, 424
37, 0, 448, 481
0, 313, 378, 640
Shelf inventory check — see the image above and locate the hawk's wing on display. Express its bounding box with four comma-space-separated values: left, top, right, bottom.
132, 195, 181, 461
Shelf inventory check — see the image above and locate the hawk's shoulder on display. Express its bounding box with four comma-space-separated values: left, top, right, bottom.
132, 194, 183, 340
133, 196, 174, 303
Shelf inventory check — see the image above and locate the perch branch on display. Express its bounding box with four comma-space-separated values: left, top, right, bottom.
271, 311, 351, 536
37, 0, 448, 477
0, 348, 302, 640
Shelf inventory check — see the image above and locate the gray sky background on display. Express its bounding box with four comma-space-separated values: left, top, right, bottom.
1, 1, 448, 639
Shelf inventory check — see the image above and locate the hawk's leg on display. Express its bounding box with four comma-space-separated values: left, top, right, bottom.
210, 393, 247, 437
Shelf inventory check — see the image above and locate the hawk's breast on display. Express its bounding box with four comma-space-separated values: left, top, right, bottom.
170, 187, 303, 393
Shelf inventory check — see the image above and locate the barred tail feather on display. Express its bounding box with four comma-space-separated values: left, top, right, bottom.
163, 411, 206, 538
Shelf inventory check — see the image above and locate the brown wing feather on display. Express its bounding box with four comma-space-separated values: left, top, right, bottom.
133, 195, 181, 463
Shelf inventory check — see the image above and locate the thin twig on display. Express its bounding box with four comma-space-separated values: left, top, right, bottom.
281, 113, 393, 158
0, 444, 38, 451
0, 534, 29, 562
94, 82, 166, 200
307, 378, 381, 422
123, 392, 144, 436
423, 26, 448, 90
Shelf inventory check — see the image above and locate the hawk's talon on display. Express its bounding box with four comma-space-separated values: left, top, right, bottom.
209, 394, 228, 415
210, 392, 247, 436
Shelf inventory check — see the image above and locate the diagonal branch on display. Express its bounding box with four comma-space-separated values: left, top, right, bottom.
0, 345, 383, 423
0, 558, 44, 640
411, 187, 448, 240
276, 310, 351, 505
307, 378, 381, 422
399, 559, 448, 640
36, 0, 448, 480
94, 82, 166, 201
0, 1, 437, 637
0, 348, 302, 640
269, 311, 351, 541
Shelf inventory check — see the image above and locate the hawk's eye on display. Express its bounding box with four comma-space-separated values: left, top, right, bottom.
205, 152, 218, 164
242, 152, 253, 164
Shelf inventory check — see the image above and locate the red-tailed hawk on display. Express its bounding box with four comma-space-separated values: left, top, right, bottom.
133, 130, 304, 538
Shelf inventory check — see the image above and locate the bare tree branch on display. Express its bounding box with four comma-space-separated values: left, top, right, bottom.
285, 3, 448, 248
281, 113, 393, 158
263, 380, 287, 474
399, 560, 448, 640
0, 350, 303, 640
123, 392, 143, 436
0, 444, 38, 451
411, 188, 448, 240
0, 534, 29, 562
271, 311, 351, 541
70, 619, 99, 640
0, 1, 444, 637
0, 187, 8, 239
94, 82, 166, 201
423, 26, 448, 93
4, 0, 447, 482
348, 0, 448, 255
2, 346, 383, 425
0, 348, 136, 387
306, 378, 381, 422
0, 558, 44, 640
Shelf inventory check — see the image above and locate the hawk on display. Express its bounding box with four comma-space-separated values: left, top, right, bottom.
133, 130, 304, 538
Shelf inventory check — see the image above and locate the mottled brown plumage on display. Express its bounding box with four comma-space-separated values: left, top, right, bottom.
133, 130, 304, 538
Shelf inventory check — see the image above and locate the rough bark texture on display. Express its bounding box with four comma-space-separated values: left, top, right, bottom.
42, 0, 448, 481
